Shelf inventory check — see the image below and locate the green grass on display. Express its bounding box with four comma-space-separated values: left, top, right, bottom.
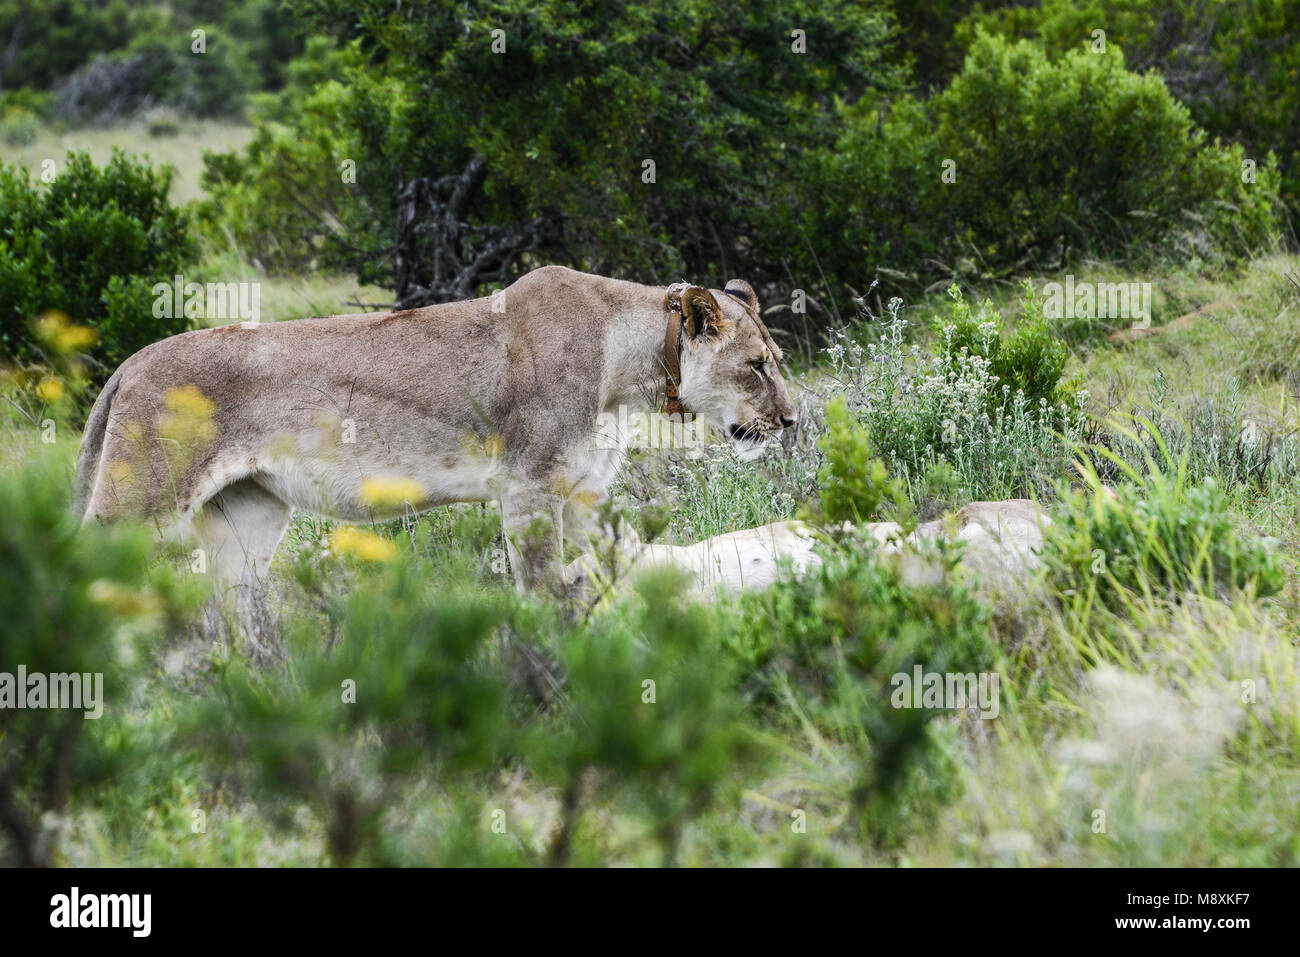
0, 119, 254, 205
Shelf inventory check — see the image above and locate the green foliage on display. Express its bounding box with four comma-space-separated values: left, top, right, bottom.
939, 282, 1072, 412
1089, 374, 1300, 493
888, 0, 1010, 90
0, 150, 195, 371
530, 571, 759, 865
190, 3, 1288, 327
179, 557, 514, 866
0, 0, 305, 119
205, 0, 904, 295
176, 535, 762, 866
733, 534, 998, 846
0, 452, 196, 866
811, 32, 1281, 298
1042, 442, 1285, 611
963, 0, 1300, 216
0, 0, 134, 91
812, 395, 906, 525
52, 29, 254, 125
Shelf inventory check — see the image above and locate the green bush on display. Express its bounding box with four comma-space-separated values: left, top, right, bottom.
811, 32, 1282, 296
178, 539, 760, 866
938, 281, 1073, 410
825, 288, 1087, 503
530, 570, 760, 866
0, 0, 134, 91
732, 534, 998, 847
0, 453, 195, 866
204, 0, 904, 302
812, 395, 906, 525
1, 0, 304, 120
962, 0, 1300, 217
52, 29, 255, 125
179, 555, 515, 866
0, 149, 194, 373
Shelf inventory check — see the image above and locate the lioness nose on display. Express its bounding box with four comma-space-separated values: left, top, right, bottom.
780, 413, 797, 429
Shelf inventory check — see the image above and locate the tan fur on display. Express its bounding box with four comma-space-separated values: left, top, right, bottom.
75, 265, 797, 595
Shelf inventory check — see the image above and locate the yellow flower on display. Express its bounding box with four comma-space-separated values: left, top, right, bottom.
34, 310, 69, 342
330, 526, 397, 562
159, 385, 217, 446
35, 376, 64, 404
88, 579, 160, 616
35, 310, 97, 354
359, 475, 426, 508
55, 324, 97, 353
164, 384, 216, 419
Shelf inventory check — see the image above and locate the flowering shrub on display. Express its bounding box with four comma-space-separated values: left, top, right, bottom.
823, 287, 1088, 505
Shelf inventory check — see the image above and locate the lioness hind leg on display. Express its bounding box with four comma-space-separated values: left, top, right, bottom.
192, 477, 292, 663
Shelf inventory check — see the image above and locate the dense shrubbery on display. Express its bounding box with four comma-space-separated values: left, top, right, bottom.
1, 1, 1292, 332
963, 0, 1300, 217
0, 0, 304, 122
0, 150, 194, 372
199, 0, 907, 305
731, 530, 998, 847
0, 0, 133, 92
0, 91, 44, 146
52, 34, 254, 125
0, 436, 1009, 864
189, 15, 1286, 326
532, 571, 760, 866
181, 558, 517, 866
808, 33, 1281, 299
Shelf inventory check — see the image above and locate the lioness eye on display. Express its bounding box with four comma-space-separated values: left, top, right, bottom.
751, 360, 766, 377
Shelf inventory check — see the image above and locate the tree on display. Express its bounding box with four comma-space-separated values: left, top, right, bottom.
241, 0, 906, 306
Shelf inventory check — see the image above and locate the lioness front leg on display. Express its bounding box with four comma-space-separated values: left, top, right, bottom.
499, 488, 566, 594
499, 480, 639, 598
558, 489, 642, 599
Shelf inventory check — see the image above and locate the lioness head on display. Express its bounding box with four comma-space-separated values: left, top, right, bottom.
672, 279, 798, 461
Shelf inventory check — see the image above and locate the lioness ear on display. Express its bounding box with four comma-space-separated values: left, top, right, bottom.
680, 286, 732, 340
722, 279, 758, 312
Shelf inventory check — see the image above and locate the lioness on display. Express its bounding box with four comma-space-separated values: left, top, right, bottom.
75, 265, 797, 603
